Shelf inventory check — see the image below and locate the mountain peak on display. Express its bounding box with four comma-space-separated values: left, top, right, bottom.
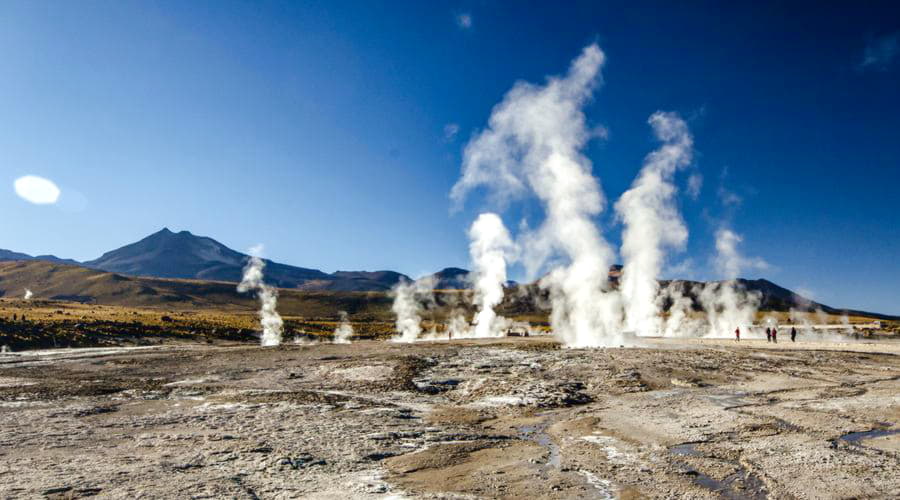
152, 227, 196, 238
432, 267, 471, 289
437, 267, 469, 275
83, 228, 334, 287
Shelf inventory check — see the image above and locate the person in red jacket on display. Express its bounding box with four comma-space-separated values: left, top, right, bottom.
735, 326, 740, 342
772, 327, 777, 343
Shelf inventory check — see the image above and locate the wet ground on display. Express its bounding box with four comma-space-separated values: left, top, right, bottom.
0, 337, 898, 499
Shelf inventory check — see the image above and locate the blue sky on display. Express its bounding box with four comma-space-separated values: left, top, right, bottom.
2, 1, 899, 314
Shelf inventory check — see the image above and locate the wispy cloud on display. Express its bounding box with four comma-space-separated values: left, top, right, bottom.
859, 32, 899, 71
443, 123, 460, 142
14, 175, 61, 205
456, 13, 472, 30
717, 186, 742, 206
716, 166, 742, 206
686, 173, 703, 199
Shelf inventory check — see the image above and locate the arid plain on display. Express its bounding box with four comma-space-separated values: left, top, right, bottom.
1, 296, 898, 499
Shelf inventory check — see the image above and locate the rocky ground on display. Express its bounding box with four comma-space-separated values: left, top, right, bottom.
0, 337, 898, 499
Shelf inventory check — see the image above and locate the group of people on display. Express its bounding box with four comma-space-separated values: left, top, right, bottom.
733, 326, 798, 343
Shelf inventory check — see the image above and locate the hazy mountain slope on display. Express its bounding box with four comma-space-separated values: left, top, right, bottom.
84, 228, 330, 283
0, 250, 33, 261
1, 260, 896, 321
0, 260, 394, 318
431, 267, 471, 289
81, 228, 392, 290
331, 271, 408, 290
0, 249, 79, 266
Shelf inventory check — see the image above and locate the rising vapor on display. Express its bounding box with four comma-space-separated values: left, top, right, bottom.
452, 44, 623, 347
616, 112, 693, 336
699, 228, 764, 338
468, 213, 514, 338
237, 249, 284, 347
23, 289, 33, 300
390, 275, 436, 343
333, 311, 354, 344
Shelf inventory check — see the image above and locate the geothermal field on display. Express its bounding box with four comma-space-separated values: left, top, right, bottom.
1, 328, 899, 498
3, 39, 899, 500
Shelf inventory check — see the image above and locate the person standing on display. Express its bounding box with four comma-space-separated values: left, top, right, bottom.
791, 326, 797, 342
772, 327, 778, 343
735, 326, 740, 342
766, 327, 771, 342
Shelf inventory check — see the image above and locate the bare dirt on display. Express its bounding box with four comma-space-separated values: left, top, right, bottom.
1, 337, 898, 499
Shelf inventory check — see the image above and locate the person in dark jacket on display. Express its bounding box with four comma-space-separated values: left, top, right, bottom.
791, 326, 797, 342
766, 327, 771, 342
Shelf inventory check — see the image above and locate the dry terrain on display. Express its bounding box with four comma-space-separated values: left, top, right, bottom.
1, 334, 898, 499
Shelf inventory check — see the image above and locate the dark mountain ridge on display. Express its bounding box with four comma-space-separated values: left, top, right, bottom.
2, 228, 406, 292
0, 228, 893, 318
0, 249, 79, 266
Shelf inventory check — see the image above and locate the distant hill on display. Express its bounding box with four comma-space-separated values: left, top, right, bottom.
329, 271, 407, 291
431, 267, 471, 290
0, 260, 394, 319
79, 228, 407, 291
0, 229, 893, 317
658, 278, 898, 321
0, 260, 896, 322
0, 249, 80, 266
1, 230, 491, 292
3, 229, 411, 291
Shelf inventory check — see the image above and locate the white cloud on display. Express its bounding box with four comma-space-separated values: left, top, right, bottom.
686, 173, 703, 199
717, 186, 742, 206
14, 175, 61, 205
456, 13, 472, 29
444, 123, 460, 141
860, 32, 899, 71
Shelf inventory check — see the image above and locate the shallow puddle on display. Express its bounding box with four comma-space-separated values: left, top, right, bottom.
840, 427, 900, 443
669, 443, 768, 499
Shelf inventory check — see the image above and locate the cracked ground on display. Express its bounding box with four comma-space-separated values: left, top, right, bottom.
0, 337, 898, 499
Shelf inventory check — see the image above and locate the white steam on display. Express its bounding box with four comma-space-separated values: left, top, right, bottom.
23, 289, 33, 300
452, 44, 623, 347
446, 312, 471, 338
333, 311, 354, 344
714, 228, 768, 279
390, 275, 436, 343
698, 280, 760, 338
697, 228, 763, 338
446, 43, 783, 345
658, 281, 698, 337
468, 213, 515, 338
237, 251, 283, 347
616, 112, 693, 336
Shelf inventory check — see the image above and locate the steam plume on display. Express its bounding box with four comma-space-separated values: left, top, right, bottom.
237, 249, 283, 347
616, 112, 693, 335
391, 275, 436, 343
658, 281, 699, 337
452, 44, 623, 347
23, 289, 33, 300
469, 213, 514, 337
699, 228, 763, 337
714, 228, 767, 279
333, 310, 353, 344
